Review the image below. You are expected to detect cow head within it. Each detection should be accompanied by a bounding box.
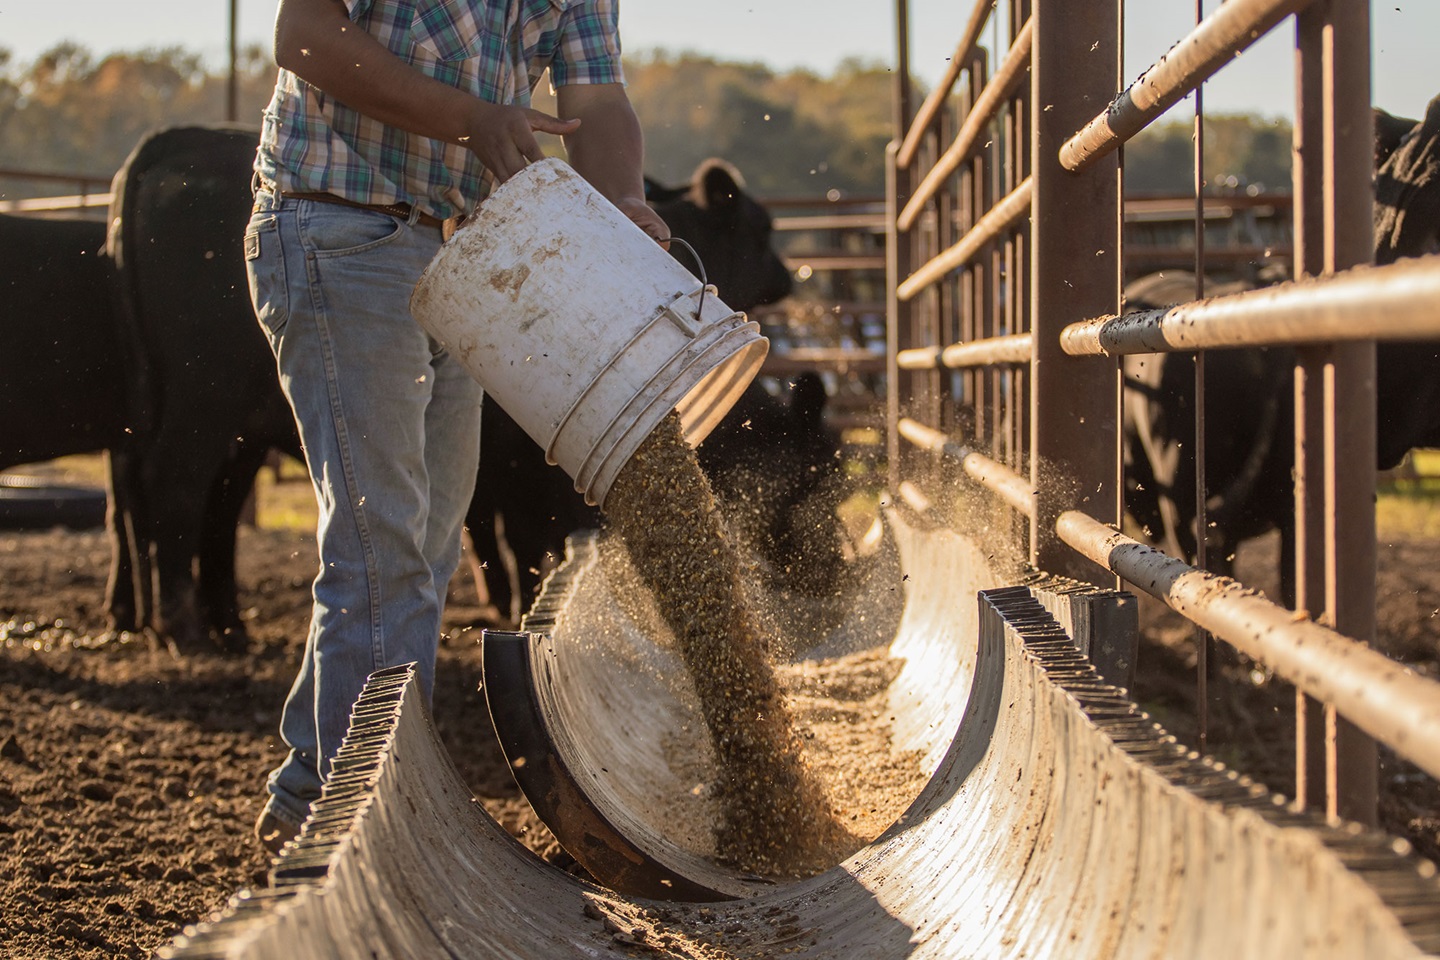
[1374,94,1440,468]
[646,159,793,313]
[1375,94,1440,265]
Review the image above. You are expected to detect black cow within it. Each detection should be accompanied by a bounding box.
[694,370,846,601]
[465,159,846,623]
[1124,98,1440,602]
[0,213,146,631]
[107,125,303,650]
[644,159,795,312]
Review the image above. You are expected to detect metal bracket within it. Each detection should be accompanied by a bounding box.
[660,287,716,337]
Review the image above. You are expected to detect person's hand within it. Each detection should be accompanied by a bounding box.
[614,196,670,250]
[461,101,580,182]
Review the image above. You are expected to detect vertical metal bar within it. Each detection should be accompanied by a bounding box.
[227,0,240,123]
[886,142,905,497]
[958,67,978,436]
[1292,4,1329,815]
[933,103,955,429]
[1030,0,1122,585]
[1323,0,1377,827]
[1293,0,1377,826]
[886,0,914,497]
[1193,0,1213,753]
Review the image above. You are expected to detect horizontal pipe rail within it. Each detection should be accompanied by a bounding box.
[898,177,1034,302]
[898,17,1034,233]
[1059,0,1312,172]
[0,167,111,187]
[1061,254,1440,355]
[771,212,887,232]
[897,418,1036,518]
[1057,510,1440,784]
[1126,244,1292,265]
[943,332,1032,367]
[898,332,1034,370]
[0,192,113,213]
[761,349,885,375]
[1125,192,1294,217]
[784,254,887,272]
[896,0,996,169]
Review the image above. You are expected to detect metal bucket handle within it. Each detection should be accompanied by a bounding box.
[659,236,708,321]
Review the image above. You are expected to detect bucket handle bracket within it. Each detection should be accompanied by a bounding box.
[660,287,717,338]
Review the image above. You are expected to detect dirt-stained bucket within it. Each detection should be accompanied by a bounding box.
[410,158,768,507]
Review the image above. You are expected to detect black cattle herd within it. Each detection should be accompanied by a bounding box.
[2,96,1437,651]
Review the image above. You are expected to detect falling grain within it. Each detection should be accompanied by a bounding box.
[605,412,850,876]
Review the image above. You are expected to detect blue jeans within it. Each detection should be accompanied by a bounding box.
[245,190,483,825]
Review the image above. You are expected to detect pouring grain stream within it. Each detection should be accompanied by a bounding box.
[604,412,853,876]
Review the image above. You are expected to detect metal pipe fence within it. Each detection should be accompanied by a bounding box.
[887,0,1440,826]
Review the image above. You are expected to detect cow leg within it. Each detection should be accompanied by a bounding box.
[141,436,230,652]
[102,448,142,635]
[459,528,492,607]
[465,474,517,623]
[499,491,571,618]
[198,443,270,651]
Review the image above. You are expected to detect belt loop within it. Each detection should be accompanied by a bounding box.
[405,204,421,227]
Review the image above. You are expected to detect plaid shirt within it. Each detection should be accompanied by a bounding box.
[255,0,624,219]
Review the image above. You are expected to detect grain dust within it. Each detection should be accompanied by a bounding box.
[605,412,851,876]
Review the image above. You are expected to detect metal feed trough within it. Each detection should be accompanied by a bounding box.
[166,0,1440,954]
[165,519,1440,958]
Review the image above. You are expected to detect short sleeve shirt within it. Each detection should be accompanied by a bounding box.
[254,0,624,219]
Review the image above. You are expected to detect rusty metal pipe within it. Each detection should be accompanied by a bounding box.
[899,177,1033,301]
[1059,0,1314,172]
[1061,255,1440,355]
[897,18,1033,233]
[1056,510,1440,783]
[896,0,997,170]
[898,417,1036,518]
[898,332,1034,370]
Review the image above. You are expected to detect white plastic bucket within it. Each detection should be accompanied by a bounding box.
[410,158,768,508]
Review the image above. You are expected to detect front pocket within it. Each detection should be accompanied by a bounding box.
[298,204,406,259]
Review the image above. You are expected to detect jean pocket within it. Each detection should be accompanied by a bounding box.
[244,214,289,346]
[297,203,405,259]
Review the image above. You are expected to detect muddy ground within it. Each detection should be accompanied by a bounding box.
[1,513,1438,958]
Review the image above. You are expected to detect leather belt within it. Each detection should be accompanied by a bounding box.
[281,191,464,239]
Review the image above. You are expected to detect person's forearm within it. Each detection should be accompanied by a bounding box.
[559,87,648,206]
[274,0,479,147]
[559,87,667,241]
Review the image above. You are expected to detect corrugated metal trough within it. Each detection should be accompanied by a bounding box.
[163,514,1440,958]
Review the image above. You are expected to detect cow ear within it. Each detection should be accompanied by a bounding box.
[692,159,744,211]
[644,176,686,205]
[1375,108,1418,170]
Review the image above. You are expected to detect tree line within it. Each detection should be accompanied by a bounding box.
[0,42,1293,202]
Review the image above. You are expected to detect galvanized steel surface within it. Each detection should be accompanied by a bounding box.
[1056,510,1440,784]
[1060,254,1440,356]
[896,17,1034,232]
[164,517,1440,958]
[1058,0,1313,171]
[896,177,1035,301]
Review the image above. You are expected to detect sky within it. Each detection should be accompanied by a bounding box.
[0,1,1435,121]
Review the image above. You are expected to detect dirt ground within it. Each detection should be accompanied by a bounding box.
[2,514,1438,958]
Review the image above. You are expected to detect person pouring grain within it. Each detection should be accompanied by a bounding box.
[244,0,667,854]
